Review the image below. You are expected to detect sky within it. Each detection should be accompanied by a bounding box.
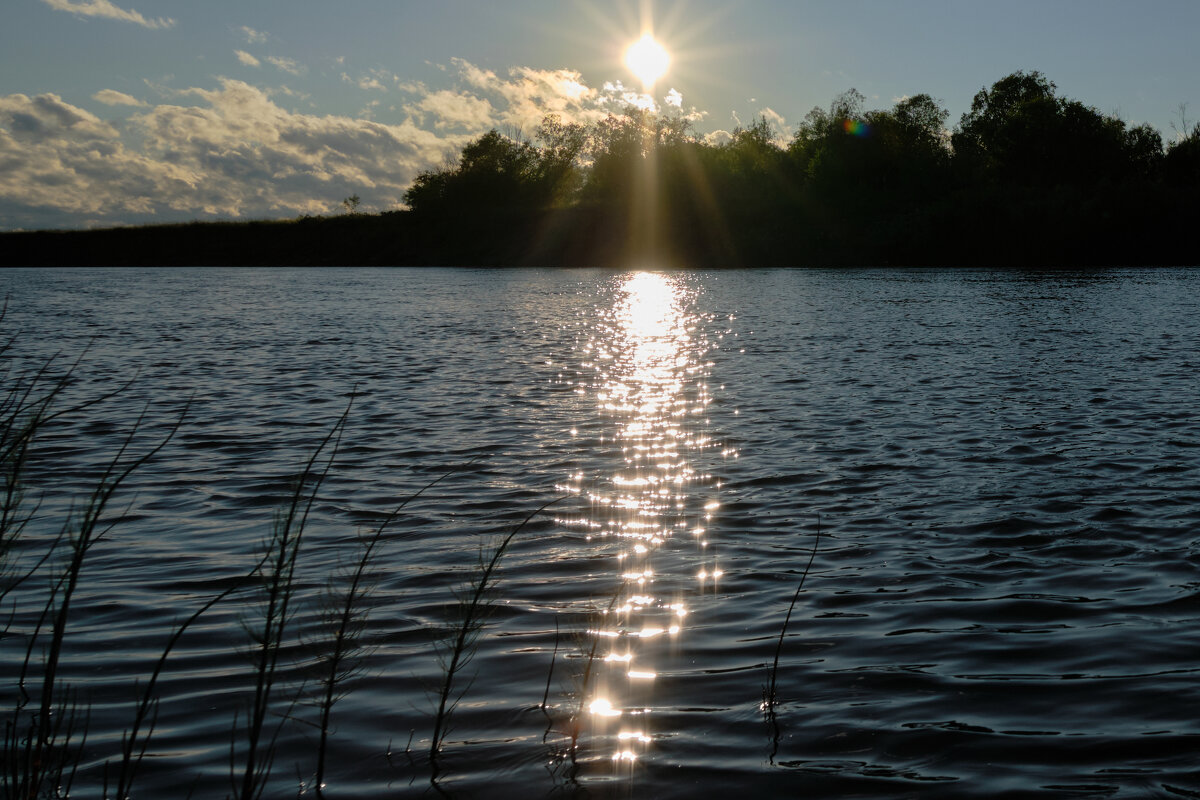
[2,0,1198,231]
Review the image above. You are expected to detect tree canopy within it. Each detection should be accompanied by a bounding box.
[390,69,1196,266]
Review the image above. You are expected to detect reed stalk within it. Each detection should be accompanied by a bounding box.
[311,462,470,798]
[1,318,133,606]
[108,567,260,800]
[2,400,187,799]
[428,496,564,785]
[233,398,351,800]
[763,513,821,761]
[540,617,559,732]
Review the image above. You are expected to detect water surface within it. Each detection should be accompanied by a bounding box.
[3,266,1200,799]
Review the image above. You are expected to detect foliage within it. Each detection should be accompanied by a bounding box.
[1164,119,1200,187]
[952,69,1164,187]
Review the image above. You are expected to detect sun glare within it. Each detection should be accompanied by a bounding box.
[625,34,670,87]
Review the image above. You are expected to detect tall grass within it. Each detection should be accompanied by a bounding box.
[4,318,670,797]
[232,397,351,800]
[310,462,470,798]
[763,513,821,762]
[1,311,132,606]
[107,568,251,800]
[1,313,188,800]
[428,496,564,785]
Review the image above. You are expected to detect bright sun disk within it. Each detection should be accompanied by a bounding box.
[625,34,670,87]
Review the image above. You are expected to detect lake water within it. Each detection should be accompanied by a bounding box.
[3,266,1200,799]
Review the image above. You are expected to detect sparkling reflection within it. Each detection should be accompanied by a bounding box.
[555,271,735,777]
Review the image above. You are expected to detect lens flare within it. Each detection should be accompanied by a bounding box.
[843,119,871,137]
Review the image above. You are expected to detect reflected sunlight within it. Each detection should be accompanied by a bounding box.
[589,698,622,717]
[560,270,734,779]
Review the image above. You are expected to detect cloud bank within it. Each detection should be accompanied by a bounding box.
[0,83,460,228]
[0,58,706,229]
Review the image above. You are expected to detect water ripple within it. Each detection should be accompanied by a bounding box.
[2,267,1200,798]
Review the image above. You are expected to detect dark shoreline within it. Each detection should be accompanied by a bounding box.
[2,196,1196,269]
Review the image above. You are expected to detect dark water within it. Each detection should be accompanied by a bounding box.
[3,267,1200,799]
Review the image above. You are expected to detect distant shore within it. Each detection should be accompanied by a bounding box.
[2,199,1196,269]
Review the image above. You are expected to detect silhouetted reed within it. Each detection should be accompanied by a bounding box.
[540,616,560,735]
[2,388,187,798]
[311,462,470,798]
[1,307,133,605]
[0,327,544,799]
[428,496,564,785]
[561,588,622,770]
[763,513,821,762]
[232,399,350,800]
[108,564,259,800]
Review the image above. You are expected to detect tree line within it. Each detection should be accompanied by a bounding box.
[400,70,1199,267]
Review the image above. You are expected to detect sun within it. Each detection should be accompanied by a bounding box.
[624,34,670,88]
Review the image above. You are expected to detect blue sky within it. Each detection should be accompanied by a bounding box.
[2,0,1198,230]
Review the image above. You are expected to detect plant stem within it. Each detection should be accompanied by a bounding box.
[429,495,564,783]
[764,512,822,761]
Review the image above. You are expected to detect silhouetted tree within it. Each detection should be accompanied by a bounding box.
[534,114,587,206]
[581,111,654,206]
[1125,123,1166,180]
[1164,121,1200,187]
[404,130,547,214]
[952,70,1161,188]
[789,88,868,177]
[386,71,1188,268]
[952,70,1059,183]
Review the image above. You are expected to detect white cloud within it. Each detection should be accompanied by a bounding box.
[656,88,706,124]
[454,59,499,91]
[406,90,495,130]
[447,58,607,131]
[342,73,386,92]
[601,81,657,113]
[359,99,382,120]
[395,80,427,95]
[40,0,174,29]
[0,92,187,222]
[235,50,261,68]
[0,83,464,227]
[758,107,793,145]
[703,129,733,147]
[92,89,145,107]
[266,56,305,76]
[240,26,267,44]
